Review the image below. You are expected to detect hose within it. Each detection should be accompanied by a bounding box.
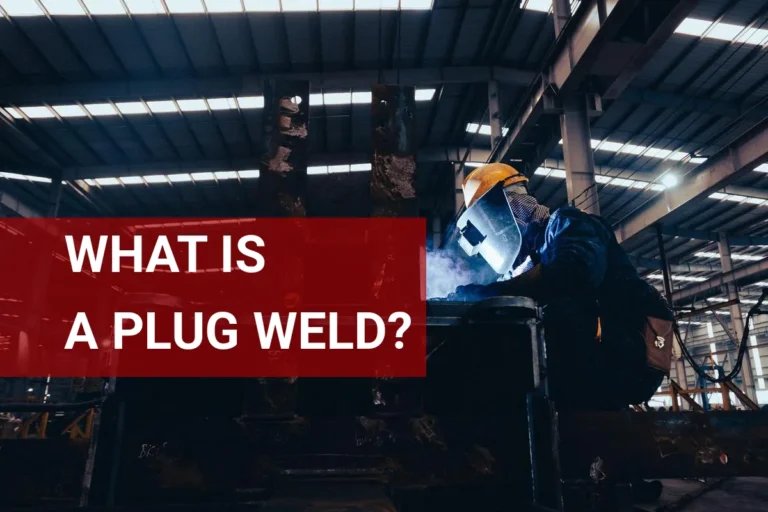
[673,288,768,384]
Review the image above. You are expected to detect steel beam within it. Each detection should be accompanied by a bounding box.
[491,0,697,169]
[629,255,720,273]
[621,87,768,123]
[0,188,42,218]
[0,67,536,105]
[661,226,768,247]
[561,95,599,214]
[615,120,768,245]
[257,80,310,217]
[672,258,768,303]
[488,81,502,152]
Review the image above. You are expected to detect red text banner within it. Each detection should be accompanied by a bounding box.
[0,218,426,377]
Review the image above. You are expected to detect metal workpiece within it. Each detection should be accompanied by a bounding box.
[258,80,310,217]
[370,85,417,218]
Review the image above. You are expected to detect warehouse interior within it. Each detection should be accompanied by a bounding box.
[2,0,768,510]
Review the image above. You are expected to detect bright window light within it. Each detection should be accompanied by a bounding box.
[125,0,166,14]
[328,165,350,173]
[324,92,352,105]
[116,102,148,115]
[401,0,433,10]
[691,157,707,164]
[4,107,22,119]
[310,94,324,106]
[52,105,86,117]
[203,0,242,12]
[20,106,54,119]
[549,169,566,178]
[661,173,678,188]
[597,140,624,152]
[165,0,205,13]
[415,88,436,101]
[95,177,120,186]
[119,176,144,185]
[465,162,486,168]
[82,0,126,15]
[351,91,372,104]
[707,22,745,43]
[355,0,398,9]
[236,96,264,109]
[214,171,238,180]
[83,179,97,186]
[41,0,86,15]
[190,172,215,181]
[281,0,317,11]
[207,97,237,110]
[736,27,768,46]
[177,99,207,112]
[521,0,551,13]
[319,0,352,10]
[350,163,372,172]
[675,18,712,37]
[167,173,193,183]
[143,175,167,183]
[147,101,178,113]
[0,0,44,16]
[755,164,768,173]
[244,0,280,11]
[238,170,260,178]
[307,166,327,175]
[84,103,118,116]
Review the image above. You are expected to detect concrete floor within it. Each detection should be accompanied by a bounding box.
[637,478,768,511]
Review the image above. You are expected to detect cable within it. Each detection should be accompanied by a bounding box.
[672,288,768,384]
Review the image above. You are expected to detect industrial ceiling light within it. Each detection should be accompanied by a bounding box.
[214,171,238,180]
[115,102,148,115]
[401,0,433,9]
[661,173,678,188]
[41,0,86,15]
[119,176,145,185]
[465,123,509,136]
[0,0,44,16]
[177,99,208,112]
[282,0,317,12]
[236,96,264,109]
[319,0,353,10]
[52,105,87,117]
[351,91,372,104]
[190,172,216,181]
[147,101,177,113]
[324,92,352,105]
[167,173,193,183]
[676,18,768,46]
[204,0,242,12]
[95,177,121,186]
[238,170,260,178]
[350,163,371,172]
[20,106,54,119]
[328,165,350,173]
[207,98,238,110]
[84,103,118,116]
[125,0,166,14]
[521,0,551,13]
[3,107,22,119]
[674,17,710,36]
[143,175,168,183]
[82,0,126,15]
[165,0,205,13]
[307,166,328,175]
[309,94,324,105]
[244,0,280,11]
[414,88,436,101]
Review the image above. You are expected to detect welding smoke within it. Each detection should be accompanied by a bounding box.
[426,248,486,299]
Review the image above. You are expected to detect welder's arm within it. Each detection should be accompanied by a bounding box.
[485,209,609,300]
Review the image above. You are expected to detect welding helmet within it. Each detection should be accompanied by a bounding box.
[456,180,522,277]
[462,163,529,209]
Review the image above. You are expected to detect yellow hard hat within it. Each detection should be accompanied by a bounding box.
[462,163,528,208]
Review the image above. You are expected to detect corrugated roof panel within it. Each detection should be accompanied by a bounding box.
[249,15,290,70]
[209,17,258,72]
[502,9,553,65]
[421,9,459,65]
[12,19,86,78]
[283,14,318,68]
[0,21,51,75]
[451,8,490,64]
[319,12,353,69]
[96,18,161,76]
[172,17,228,74]
[55,18,127,78]
[133,17,193,75]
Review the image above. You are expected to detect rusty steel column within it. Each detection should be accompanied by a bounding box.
[258,80,310,217]
[370,85,418,217]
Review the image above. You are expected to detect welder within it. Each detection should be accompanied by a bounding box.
[448,163,675,413]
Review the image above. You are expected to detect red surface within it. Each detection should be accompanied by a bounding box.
[0,218,426,377]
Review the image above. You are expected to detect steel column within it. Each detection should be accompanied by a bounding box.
[553,0,571,35]
[370,85,418,217]
[488,80,502,151]
[257,80,310,217]
[560,95,599,214]
[657,225,688,396]
[718,233,758,402]
[455,164,466,217]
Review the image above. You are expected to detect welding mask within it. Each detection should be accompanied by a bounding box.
[457,181,522,276]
